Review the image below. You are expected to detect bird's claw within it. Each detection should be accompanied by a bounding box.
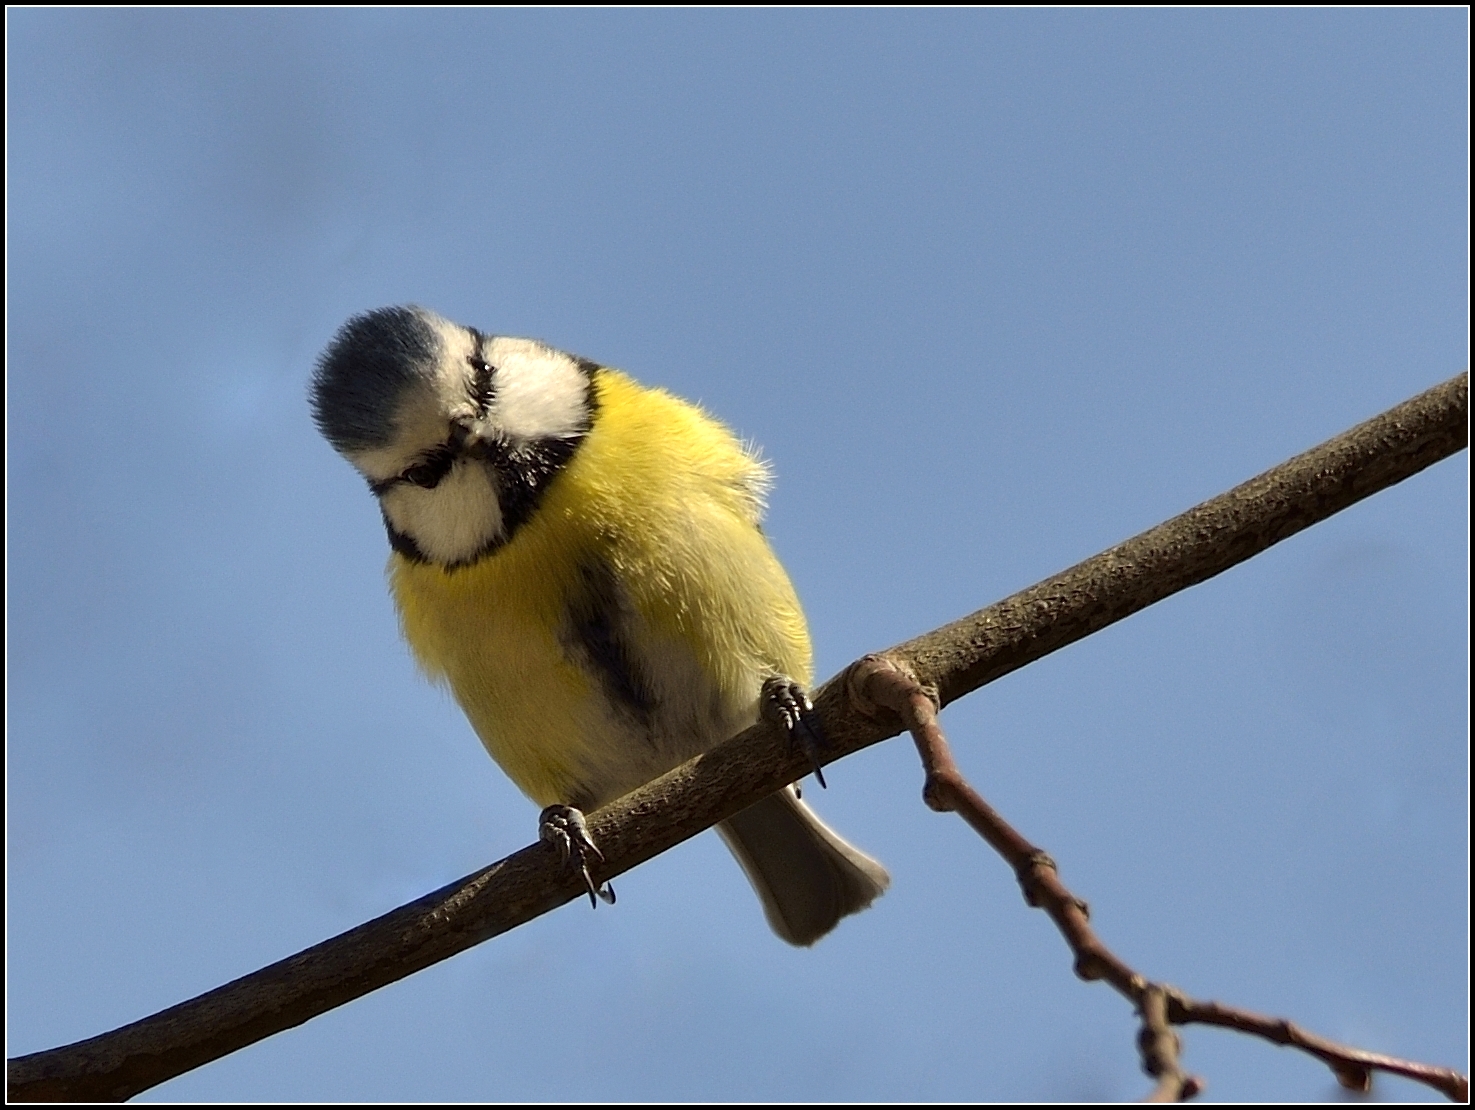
[539,804,616,907]
[761,676,828,789]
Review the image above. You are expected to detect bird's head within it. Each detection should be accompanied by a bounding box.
[311,306,596,568]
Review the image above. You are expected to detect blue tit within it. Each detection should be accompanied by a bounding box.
[311,305,888,945]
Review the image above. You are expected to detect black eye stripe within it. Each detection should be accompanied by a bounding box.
[366,442,459,495]
[466,328,496,413]
[400,447,457,489]
[365,448,455,496]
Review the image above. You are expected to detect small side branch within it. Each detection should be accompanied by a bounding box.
[1139,986,1202,1103]
[848,654,1468,1103]
[1171,996,1470,1102]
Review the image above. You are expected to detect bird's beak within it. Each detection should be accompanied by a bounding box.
[449,419,496,460]
[449,420,478,451]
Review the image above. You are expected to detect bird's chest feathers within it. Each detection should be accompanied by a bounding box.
[385,377,807,808]
[389,513,754,809]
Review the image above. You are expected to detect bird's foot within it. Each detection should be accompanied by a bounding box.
[761,676,827,789]
[539,804,616,908]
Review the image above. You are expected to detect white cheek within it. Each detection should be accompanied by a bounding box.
[380,463,503,565]
[485,338,587,441]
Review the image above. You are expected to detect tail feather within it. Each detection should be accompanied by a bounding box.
[716,786,889,946]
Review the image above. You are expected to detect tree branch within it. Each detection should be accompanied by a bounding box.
[8,372,1466,1103]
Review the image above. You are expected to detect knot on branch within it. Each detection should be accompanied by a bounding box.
[845,654,937,722]
[1331,1063,1374,1094]
[1014,850,1059,908]
[1073,952,1109,982]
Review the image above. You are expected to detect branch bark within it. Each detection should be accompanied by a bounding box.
[8,372,1466,1103]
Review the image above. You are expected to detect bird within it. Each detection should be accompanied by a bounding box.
[310,305,888,945]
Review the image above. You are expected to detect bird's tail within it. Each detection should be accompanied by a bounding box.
[716,786,889,946]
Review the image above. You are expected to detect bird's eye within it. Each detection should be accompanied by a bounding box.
[468,356,496,411]
[401,452,454,489]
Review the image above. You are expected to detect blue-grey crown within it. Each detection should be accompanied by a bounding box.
[311,306,440,454]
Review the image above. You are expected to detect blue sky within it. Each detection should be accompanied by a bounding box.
[7,9,1467,1102]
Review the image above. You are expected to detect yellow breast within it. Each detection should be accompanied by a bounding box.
[389,369,811,809]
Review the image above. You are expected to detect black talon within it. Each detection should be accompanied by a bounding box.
[761,676,828,789]
[539,804,616,907]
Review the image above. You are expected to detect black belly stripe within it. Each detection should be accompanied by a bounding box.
[566,559,657,729]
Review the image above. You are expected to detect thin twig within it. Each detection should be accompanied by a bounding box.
[8,373,1466,1102]
[848,652,1468,1103]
